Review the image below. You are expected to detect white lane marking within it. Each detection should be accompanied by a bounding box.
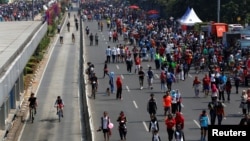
[193,120,201,128]
[126,85,130,92]
[188,74,192,78]
[133,101,138,109]
[143,121,149,131]
[181,103,184,107]
[105,42,107,44]
[121,75,124,79]
[116,65,119,69]
[103,38,106,41]
[155,74,159,78]
[147,64,150,67]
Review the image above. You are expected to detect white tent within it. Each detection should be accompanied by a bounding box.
[180,8,202,25]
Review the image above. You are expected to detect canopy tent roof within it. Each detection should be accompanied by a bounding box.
[179,8,202,26]
[179,7,190,23]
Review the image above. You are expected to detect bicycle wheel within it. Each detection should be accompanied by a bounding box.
[30,108,34,123]
[58,110,61,122]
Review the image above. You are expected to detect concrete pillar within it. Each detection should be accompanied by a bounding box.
[0,104,6,130]
[15,80,20,101]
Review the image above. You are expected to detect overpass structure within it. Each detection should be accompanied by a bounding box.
[0,21,47,139]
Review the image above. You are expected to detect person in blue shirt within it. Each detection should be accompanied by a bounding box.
[199,110,209,141]
[219,72,227,84]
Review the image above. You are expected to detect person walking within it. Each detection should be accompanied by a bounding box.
[208,99,217,125]
[147,66,154,89]
[103,61,109,78]
[160,71,167,92]
[199,110,209,141]
[152,130,161,141]
[202,74,210,97]
[174,124,185,141]
[98,111,111,141]
[240,90,248,115]
[89,33,94,46]
[163,91,172,116]
[225,79,232,103]
[239,114,250,125]
[166,71,175,91]
[147,94,158,117]
[109,72,115,94]
[126,55,133,73]
[95,33,99,45]
[175,112,184,130]
[117,111,127,140]
[176,89,182,113]
[211,84,218,101]
[216,101,225,125]
[149,115,160,136]
[134,56,141,74]
[116,76,123,100]
[171,90,178,115]
[165,114,176,141]
[193,76,201,97]
[106,46,112,63]
[218,80,225,103]
[138,66,145,90]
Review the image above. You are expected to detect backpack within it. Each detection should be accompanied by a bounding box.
[150,121,158,131]
[148,70,153,79]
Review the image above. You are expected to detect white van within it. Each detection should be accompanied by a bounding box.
[228,24,244,32]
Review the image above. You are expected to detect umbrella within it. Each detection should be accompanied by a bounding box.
[148,14,160,19]
[147,10,159,15]
[129,5,139,9]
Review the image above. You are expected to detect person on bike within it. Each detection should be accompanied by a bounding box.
[90,73,98,98]
[147,93,157,118]
[54,96,64,117]
[28,92,37,114]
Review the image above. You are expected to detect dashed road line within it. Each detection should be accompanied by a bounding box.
[133,101,138,109]
[121,75,124,79]
[181,103,184,107]
[193,120,201,128]
[143,121,149,131]
[188,74,192,78]
[116,65,119,69]
[155,74,159,78]
[126,85,130,92]
[105,42,107,44]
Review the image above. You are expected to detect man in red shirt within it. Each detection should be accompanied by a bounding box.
[116,76,123,100]
[203,74,210,97]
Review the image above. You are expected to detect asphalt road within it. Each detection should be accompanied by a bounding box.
[18,10,83,141]
[83,18,246,141]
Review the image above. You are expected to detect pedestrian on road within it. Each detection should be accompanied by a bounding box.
[98,111,111,141]
[117,111,127,140]
[193,76,201,97]
[175,112,184,130]
[208,99,217,125]
[149,115,159,135]
[240,90,248,115]
[103,61,109,78]
[109,72,115,94]
[211,84,218,101]
[247,88,250,114]
[199,110,209,141]
[95,33,99,45]
[218,80,225,103]
[111,47,117,63]
[225,79,232,103]
[176,89,182,113]
[165,114,176,141]
[67,21,70,32]
[171,90,178,115]
[152,130,161,141]
[147,66,154,89]
[147,93,157,117]
[202,74,210,97]
[134,56,141,74]
[160,71,167,92]
[239,114,250,125]
[126,55,133,73]
[138,66,145,90]
[216,101,225,125]
[163,91,172,116]
[166,71,175,91]
[89,33,94,46]
[105,46,112,63]
[174,124,185,141]
[116,76,123,100]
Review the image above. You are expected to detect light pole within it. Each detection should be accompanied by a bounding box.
[32,0,34,21]
[217,0,220,22]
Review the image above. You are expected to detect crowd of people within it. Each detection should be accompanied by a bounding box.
[82,0,250,141]
[0,0,45,21]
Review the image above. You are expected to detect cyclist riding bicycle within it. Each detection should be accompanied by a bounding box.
[54,96,64,117]
[90,73,98,97]
[28,92,37,114]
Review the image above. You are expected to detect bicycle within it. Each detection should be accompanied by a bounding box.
[56,105,63,122]
[30,105,35,123]
[92,82,97,99]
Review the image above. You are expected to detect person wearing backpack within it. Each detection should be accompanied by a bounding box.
[149,115,159,136]
[152,130,161,141]
[199,110,209,141]
[147,94,158,117]
[117,111,127,140]
[216,101,225,125]
[160,71,167,92]
[174,124,185,141]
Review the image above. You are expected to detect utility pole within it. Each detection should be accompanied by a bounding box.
[217,0,220,22]
[32,0,34,21]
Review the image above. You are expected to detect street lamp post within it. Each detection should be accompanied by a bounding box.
[217,0,220,22]
[32,0,34,21]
